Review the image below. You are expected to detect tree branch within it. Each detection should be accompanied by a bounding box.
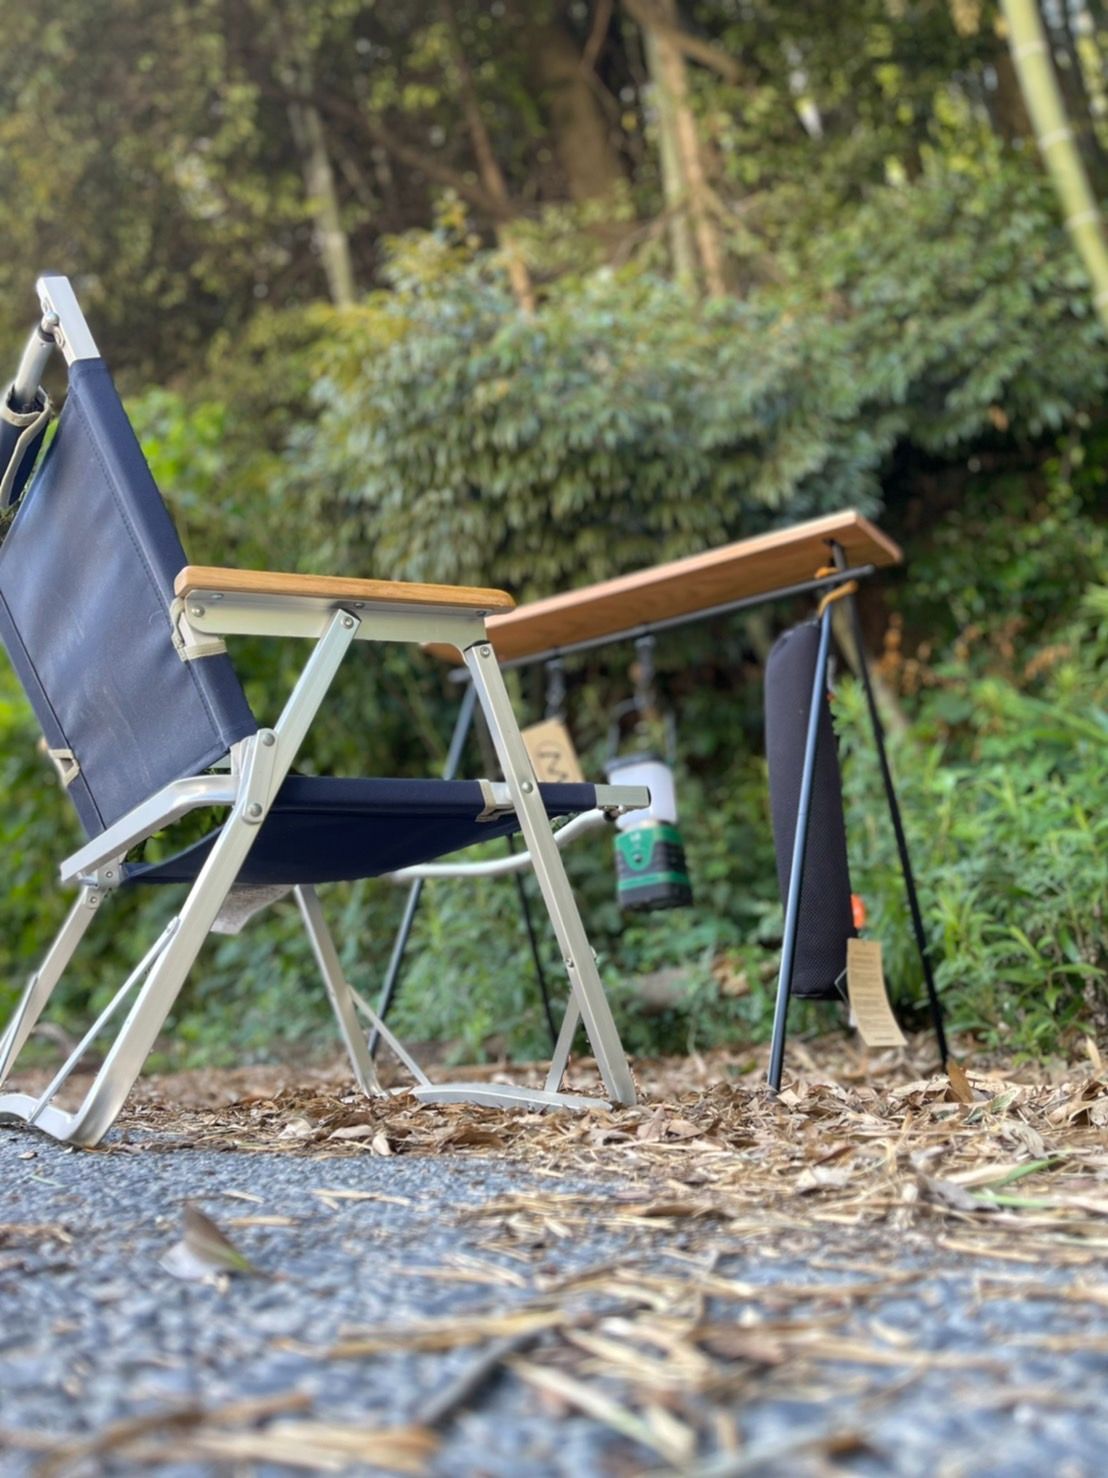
[582,0,615,74]
[363,114,511,221]
[438,0,536,310]
[621,0,743,84]
[263,79,513,222]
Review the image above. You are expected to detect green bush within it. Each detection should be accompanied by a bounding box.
[294,157,1105,603]
[838,584,1108,1052]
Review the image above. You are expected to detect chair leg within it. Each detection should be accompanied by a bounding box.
[369,679,478,1057]
[0,611,363,1147]
[464,642,636,1106]
[544,996,581,1094]
[0,801,275,1146]
[0,885,105,1085]
[295,885,383,1097]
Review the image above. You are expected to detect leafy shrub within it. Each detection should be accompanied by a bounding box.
[838,585,1108,1052]
[294,156,1106,603]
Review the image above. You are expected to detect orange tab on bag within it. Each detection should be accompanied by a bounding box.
[851,893,867,930]
[846,938,906,1048]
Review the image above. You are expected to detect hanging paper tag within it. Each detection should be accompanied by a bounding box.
[846,938,906,1048]
[522,718,586,784]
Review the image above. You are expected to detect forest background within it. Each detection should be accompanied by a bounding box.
[0,0,1104,1069]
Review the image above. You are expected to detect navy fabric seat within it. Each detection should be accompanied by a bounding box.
[126,777,600,887]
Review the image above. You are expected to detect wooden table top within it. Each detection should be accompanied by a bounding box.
[427,510,901,667]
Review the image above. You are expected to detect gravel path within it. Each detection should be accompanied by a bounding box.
[2,1130,1107,1477]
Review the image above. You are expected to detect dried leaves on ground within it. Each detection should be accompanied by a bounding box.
[8,1031,1108,1474]
[23,1030,1107,1255]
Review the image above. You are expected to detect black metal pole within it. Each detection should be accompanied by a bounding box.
[368,681,479,1058]
[830,544,948,1066]
[507,837,560,1050]
[767,604,834,1091]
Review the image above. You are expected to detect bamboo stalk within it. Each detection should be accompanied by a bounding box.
[1001,0,1108,332]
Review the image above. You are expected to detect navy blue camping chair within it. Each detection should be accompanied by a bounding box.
[0,277,645,1146]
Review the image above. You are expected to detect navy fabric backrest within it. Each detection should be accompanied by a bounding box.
[0,358,256,837]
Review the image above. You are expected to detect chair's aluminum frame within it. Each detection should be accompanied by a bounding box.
[0,588,644,1144]
[0,276,643,1145]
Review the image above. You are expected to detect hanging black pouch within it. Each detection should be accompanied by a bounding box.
[764,621,855,999]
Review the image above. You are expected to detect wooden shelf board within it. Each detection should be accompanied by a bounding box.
[426,510,899,665]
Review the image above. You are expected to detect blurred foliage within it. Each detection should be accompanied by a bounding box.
[0,0,1106,1071]
[840,580,1108,1054]
[299,155,1107,599]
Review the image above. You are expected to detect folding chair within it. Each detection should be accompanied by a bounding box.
[0,276,646,1147]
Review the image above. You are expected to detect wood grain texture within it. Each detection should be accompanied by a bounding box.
[427,510,900,665]
[175,566,515,612]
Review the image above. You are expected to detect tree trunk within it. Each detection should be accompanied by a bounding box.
[287,98,357,307]
[635,0,727,295]
[642,20,697,286]
[259,9,358,306]
[1046,2,1108,189]
[1001,0,1108,333]
[440,0,535,311]
[531,14,624,204]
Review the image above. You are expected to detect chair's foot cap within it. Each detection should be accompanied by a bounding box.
[410,1082,609,1113]
[0,1093,88,1144]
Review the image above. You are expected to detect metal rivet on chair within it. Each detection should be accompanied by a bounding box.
[188,604,204,618]
[246,802,263,819]
[480,645,491,657]
[260,731,275,747]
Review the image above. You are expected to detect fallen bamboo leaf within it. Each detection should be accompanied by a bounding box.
[311,1188,412,1206]
[0,1222,72,1246]
[914,1174,993,1214]
[417,1330,544,1428]
[946,1060,975,1104]
[186,1421,438,1474]
[510,1358,689,1464]
[323,1306,572,1357]
[227,1215,298,1228]
[160,1203,261,1282]
[945,1157,1059,1189]
[32,1392,312,1477]
[676,1422,868,1477]
[278,1116,319,1140]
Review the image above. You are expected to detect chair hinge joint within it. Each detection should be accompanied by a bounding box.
[169,597,227,662]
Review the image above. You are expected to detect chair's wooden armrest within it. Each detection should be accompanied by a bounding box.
[175,566,515,614]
